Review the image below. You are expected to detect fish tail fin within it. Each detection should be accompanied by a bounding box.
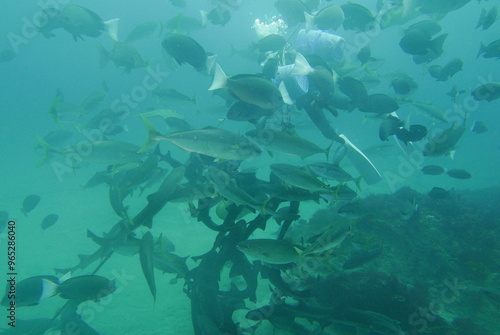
[86,229,111,247]
[200,10,208,26]
[192,94,198,106]
[104,18,120,41]
[229,43,236,58]
[476,10,486,29]
[258,196,275,215]
[429,33,448,56]
[477,42,485,58]
[304,12,315,32]
[86,229,99,240]
[331,184,340,201]
[138,185,146,197]
[40,279,59,301]
[208,63,227,91]
[448,150,456,160]
[324,142,334,161]
[206,54,217,75]
[290,53,314,76]
[139,116,162,153]
[96,41,109,68]
[35,136,59,167]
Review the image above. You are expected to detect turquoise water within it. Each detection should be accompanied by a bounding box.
[0,1,499,334]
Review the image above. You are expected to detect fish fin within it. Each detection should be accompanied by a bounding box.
[206,54,217,75]
[58,271,72,284]
[476,9,486,29]
[294,247,304,266]
[208,63,227,90]
[104,18,120,41]
[429,33,448,56]
[40,279,59,301]
[477,42,486,58]
[353,176,363,192]
[200,10,208,26]
[324,142,333,161]
[290,53,314,77]
[279,81,293,105]
[54,267,71,275]
[304,12,315,32]
[448,150,456,160]
[228,43,238,58]
[156,233,164,250]
[35,136,60,167]
[95,41,109,68]
[86,229,109,245]
[143,217,153,229]
[139,116,162,153]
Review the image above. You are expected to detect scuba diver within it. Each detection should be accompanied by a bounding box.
[264,28,382,184]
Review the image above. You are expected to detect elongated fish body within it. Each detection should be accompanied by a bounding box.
[153,251,189,278]
[307,162,355,182]
[271,164,331,192]
[411,101,448,122]
[67,141,144,165]
[207,166,267,211]
[246,129,328,159]
[159,129,261,161]
[237,239,300,264]
[423,123,465,156]
[303,222,351,255]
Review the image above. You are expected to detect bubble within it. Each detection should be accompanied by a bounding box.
[252,15,288,39]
